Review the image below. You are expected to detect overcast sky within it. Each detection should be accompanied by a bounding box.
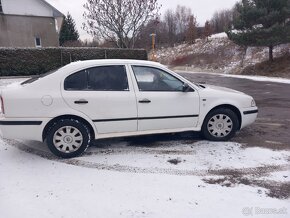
[46,0,237,40]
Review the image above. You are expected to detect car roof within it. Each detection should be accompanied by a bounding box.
[67,59,164,68]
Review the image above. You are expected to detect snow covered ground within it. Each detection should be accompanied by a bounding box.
[1,138,289,218]
[1,77,290,218]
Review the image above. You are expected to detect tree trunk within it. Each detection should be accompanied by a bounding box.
[269,45,274,62]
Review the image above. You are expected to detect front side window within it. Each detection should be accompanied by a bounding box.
[64,65,128,91]
[132,66,184,92]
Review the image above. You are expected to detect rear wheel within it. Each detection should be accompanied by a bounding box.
[46,119,91,158]
[202,108,239,141]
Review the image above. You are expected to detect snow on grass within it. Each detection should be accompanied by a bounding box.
[1,137,290,218]
[210,32,228,39]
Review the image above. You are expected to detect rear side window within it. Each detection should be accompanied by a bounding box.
[64,65,128,91]
[88,65,128,91]
[64,70,87,90]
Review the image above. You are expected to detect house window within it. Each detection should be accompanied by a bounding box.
[0,0,3,13]
[35,37,42,47]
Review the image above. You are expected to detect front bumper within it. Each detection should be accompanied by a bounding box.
[240,107,258,129]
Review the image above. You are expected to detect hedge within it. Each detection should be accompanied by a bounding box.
[0,47,148,76]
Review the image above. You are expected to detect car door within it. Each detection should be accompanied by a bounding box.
[61,65,138,134]
[130,65,200,131]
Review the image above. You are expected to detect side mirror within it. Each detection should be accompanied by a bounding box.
[182,83,192,92]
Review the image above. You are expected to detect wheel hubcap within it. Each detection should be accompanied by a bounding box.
[53,126,83,153]
[207,114,233,138]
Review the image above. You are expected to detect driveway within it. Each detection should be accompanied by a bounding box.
[0,73,290,218]
[179,71,290,150]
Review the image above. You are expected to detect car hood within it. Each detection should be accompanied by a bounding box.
[200,84,244,95]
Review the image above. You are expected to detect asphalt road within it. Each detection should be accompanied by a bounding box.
[179,71,290,150]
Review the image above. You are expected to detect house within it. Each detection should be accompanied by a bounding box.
[0,0,64,47]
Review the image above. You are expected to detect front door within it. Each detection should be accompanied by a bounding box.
[61,65,137,134]
[130,65,200,131]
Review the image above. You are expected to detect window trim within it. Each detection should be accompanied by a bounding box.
[35,37,42,48]
[64,65,130,92]
[131,65,188,92]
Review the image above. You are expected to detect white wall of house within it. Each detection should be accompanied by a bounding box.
[0,0,64,47]
[2,0,54,17]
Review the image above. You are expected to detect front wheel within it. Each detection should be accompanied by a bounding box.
[46,119,91,158]
[201,108,239,141]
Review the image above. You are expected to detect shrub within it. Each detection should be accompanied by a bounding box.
[0,47,147,76]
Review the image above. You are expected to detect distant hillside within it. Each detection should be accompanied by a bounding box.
[155,33,290,77]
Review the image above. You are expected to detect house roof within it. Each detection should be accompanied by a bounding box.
[40,0,64,18]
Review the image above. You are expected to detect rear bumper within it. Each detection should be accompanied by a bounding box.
[240,107,258,129]
[0,117,49,141]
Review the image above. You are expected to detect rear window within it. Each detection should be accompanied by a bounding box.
[64,65,129,91]
[21,68,60,85]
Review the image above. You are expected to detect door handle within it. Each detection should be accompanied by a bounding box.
[74,100,88,104]
[139,99,151,103]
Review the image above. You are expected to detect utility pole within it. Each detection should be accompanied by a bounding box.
[150,33,157,61]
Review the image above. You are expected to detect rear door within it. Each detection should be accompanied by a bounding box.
[130,65,200,131]
[61,65,138,134]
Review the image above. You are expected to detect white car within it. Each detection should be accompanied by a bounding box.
[0,60,258,158]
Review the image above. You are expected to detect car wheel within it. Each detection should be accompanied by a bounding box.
[46,119,91,158]
[201,108,239,141]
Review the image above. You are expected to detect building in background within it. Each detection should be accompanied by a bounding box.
[0,0,64,47]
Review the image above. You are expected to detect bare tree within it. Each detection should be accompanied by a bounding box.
[210,9,234,33]
[164,9,177,46]
[175,5,192,42]
[186,15,197,44]
[135,18,168,49]
[203,20,212,41]
[83,0,160,48]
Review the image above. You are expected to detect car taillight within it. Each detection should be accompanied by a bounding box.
[0,96,4,114]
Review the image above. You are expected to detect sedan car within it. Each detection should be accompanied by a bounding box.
[0,59,258,158]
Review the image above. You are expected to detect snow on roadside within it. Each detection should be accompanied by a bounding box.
[1,138,289,218]
[219,74,290,84]
[179,70,290,84]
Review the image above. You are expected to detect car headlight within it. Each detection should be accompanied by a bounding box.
[251,99,256,107]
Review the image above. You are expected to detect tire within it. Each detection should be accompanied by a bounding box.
[201,108,239,141]
[46,119,91,158]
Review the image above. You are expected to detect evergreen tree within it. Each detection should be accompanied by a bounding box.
[59,13,80,46]
[227,0,290,62]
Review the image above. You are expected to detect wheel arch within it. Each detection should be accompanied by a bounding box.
[204,104,242,130]
[42,114,96,141]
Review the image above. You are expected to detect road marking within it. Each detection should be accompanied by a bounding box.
[256,118,290,122]
[265,141,283,145]
[255,122,283,127]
